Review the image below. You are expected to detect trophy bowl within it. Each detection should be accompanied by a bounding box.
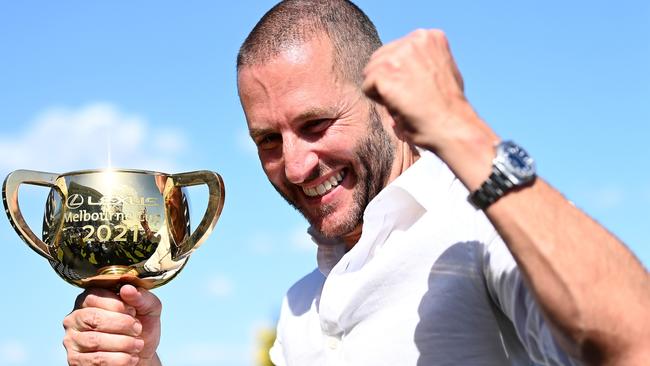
[3,169,224,289]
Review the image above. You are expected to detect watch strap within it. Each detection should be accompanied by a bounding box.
[468,167,513,209]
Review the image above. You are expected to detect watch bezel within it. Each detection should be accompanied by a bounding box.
[493,140,536,185]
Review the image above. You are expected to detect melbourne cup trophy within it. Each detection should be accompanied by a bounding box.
[2,168,224,289]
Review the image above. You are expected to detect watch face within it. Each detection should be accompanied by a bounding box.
[497,141,536,183]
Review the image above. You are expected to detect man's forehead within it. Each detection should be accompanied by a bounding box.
[237,37,339,96]
[238,43,344,123]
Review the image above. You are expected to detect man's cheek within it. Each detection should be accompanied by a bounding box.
[261,163,284,185]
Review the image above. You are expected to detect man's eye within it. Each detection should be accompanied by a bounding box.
[303,119,332,134]
[256,134,281,150]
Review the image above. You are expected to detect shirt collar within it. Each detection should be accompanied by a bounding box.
[375,149,455,213]
[310,150,458,276]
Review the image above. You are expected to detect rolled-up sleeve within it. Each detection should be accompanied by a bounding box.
[482,235,582,366]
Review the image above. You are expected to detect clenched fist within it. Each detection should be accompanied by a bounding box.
[362,29,499,190]
[63,285,162,366]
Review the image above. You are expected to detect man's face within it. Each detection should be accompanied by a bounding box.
[237,37,395,240]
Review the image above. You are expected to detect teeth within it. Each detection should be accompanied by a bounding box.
[302,171,345,197]
[316,185,325,195]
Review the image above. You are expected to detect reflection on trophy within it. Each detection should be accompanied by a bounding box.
[2,169,225,289]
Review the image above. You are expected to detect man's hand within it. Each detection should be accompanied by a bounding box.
[362,29,498,190]
[63,285,162,366]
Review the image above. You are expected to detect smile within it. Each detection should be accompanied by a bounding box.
[302,171,345,197]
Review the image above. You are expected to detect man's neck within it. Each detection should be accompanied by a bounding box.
[342,141,420,251]
[389,141,420,184]
[341,225,363,251]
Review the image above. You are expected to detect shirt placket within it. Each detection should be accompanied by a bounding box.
[317,210,390,365]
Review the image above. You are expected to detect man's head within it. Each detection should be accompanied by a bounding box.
[237,0,381,86]
[237,0,404,243]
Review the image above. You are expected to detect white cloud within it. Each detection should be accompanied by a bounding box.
[0,102,188,174]
[246,232,275,255]
[0,339,28,364]
[290,226,315,252]
[245,227,315,256]
[207,274,234,298]
[152,128,187,154]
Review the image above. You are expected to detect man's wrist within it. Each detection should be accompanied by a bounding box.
[140,353,162,366]
[471,140,537,209]
[430,113,498,192]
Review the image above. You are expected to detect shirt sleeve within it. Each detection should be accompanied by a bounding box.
[269,339,286,366]
[269,296,288,366]
[482,234,583,366]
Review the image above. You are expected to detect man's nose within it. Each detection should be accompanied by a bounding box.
[283,137,318,184]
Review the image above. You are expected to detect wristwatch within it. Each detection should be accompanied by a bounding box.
[469,140,536,209]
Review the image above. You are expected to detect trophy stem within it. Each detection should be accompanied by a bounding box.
[98,265,137,276]
[81,265,150,290]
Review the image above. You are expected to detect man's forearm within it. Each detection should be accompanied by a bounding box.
[360,27,650,364]
[484,178,650,364]
[436,121,650,364]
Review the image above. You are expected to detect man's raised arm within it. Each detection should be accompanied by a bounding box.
[362,28,650,365]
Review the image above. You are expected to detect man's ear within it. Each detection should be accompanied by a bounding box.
[378,104,407,142]
[378,103,419,156]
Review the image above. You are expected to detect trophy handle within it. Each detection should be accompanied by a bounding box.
[171,170,225,259]
[2,170,60,260]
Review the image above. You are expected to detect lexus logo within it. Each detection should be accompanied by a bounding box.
[66,194,84,209]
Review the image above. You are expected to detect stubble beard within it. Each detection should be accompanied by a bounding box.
[272,104,395,241]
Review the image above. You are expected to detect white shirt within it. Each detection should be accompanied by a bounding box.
[270,151,580,366]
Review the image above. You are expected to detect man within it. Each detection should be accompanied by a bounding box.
[62,1,649,365]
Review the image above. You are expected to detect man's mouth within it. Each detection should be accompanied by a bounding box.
[302,170,346,197]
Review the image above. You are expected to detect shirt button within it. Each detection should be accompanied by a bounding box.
[326,336,340,350]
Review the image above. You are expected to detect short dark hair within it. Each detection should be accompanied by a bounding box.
[237,0,382,85]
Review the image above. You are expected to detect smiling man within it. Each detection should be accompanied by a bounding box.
[61,1,649,365]
[236,2,568,365]
[239,35,401,249]
[236,1,649,365]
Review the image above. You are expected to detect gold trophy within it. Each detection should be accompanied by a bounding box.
[2,169,224,289]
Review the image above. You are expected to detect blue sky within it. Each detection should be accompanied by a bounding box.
[0,1,648,365]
